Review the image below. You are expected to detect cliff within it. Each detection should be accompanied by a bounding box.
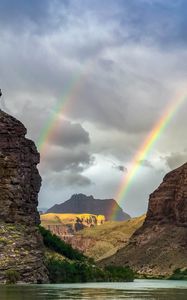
[41,213,105,242]
[47,193,130,221]
[100,164,187,277]
[0,110,48,283]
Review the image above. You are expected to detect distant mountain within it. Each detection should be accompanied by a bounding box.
[47,194,131,221]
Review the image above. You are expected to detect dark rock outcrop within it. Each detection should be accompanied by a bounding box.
[100,164,187,277]
[47,193,130,221]
[0,110,48,283]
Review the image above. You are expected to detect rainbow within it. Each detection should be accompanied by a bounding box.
[111,91,187,220]
[37,69,89,156]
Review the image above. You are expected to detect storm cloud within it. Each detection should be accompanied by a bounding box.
[49,119,90,148]
[1,0,187,216]
[42,147,93,173]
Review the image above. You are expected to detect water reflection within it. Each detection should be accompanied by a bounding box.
[0,280,187,300]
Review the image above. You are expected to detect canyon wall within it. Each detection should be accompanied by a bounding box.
[0,110,48,283]
[100,164,187,277]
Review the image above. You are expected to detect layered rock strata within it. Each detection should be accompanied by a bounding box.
[100,164,187,277]
[0,110,48,283]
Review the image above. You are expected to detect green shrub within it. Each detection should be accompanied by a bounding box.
[46,257,134,283]
[39,226,86,261]
[104,265,134,282]
[47,257,108,283]
[169,268,187,280]
[5,270,20,284]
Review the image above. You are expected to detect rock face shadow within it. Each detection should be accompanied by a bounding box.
[0,110,48,283]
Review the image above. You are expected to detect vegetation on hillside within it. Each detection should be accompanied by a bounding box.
[5,270,20,284]
[105,265,134,282]
[169,268,187,280]
[47,258,134,283]
[39,226,134,283]
[39,226,85,261]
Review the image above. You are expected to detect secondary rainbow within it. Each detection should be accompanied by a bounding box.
[111,91,187,219]
[37,71,88,155]
[37,88,73,155]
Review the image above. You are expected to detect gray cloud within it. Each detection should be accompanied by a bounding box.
[42,147,94,173]
[64,173,92,187]
[117,165,127,172]
[1,0,186,135]
[163,152,187,170]
[140,160,154,168]
[44,171,92,189]
[0,0,69,34]
[111,162,127,173]
[1,0,187,215]
[49,119,90,148]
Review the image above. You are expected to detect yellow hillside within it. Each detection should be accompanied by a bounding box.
[40,213,105,225]
[75,215,146,261]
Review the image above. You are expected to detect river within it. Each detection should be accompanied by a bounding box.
[0,279,187,300]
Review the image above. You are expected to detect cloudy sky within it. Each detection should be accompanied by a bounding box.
[1,0,187,216]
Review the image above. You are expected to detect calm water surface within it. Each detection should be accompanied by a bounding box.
[0,280,187,300]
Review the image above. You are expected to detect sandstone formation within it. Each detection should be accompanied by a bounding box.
[41,213,105,245]
[100,164,187,277]
[0,110,48,283]
[47,193,131,221]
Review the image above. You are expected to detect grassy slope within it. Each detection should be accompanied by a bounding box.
[75,215,145,261]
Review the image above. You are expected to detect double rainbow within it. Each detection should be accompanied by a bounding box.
[37,78,186,220]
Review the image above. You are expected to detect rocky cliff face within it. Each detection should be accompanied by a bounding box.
[145,164,187,226]
[41,213,105,246]
[47,194,130,221]
[100,164,187,277]
[0,110,48,283]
